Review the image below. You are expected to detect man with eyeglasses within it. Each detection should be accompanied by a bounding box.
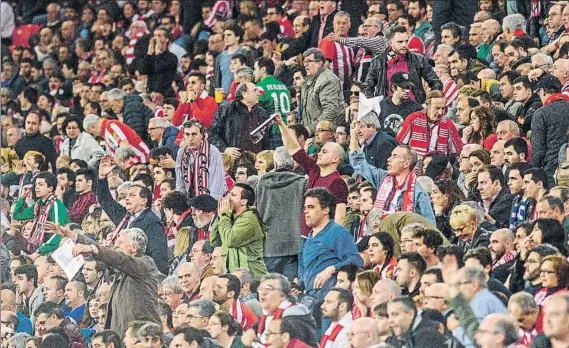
[423,283,450,314]
[256,273,294,344]
[265,5,295,38]
[475,313,520,348]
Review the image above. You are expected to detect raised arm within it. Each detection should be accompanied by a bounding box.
[275,115,301,155]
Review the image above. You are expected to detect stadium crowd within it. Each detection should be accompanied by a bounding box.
[5,0,569,347]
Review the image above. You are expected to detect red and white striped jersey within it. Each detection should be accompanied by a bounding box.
[320,37,357,90]
[443,78,459,108]
[101,119,150,164]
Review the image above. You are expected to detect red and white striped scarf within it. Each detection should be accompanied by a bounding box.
[258,300,293,344]
[229,299,249,330]
[103,213,130,247]
[28,194,58,253]
[181,138,210,198]
[373,170,417,213]
[126,32,146,65]
[492,250,517,270]
[319,312,352,348]
[396,113,451,157]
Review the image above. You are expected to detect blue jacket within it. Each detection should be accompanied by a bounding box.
[349,150,436,224]
[301,221,363,291]
[158,126,180,157]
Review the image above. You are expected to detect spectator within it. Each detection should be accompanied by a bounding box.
[15,112,58,171]
[173,72,218,129]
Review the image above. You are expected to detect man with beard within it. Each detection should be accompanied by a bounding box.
[488,229,517,283]
[521,245,558,295]
[504,137,529,167]
[319,288,353,348]
[508,162,532,229]
[212,274,258,330]
[379,73,423,138]
[477,165,514,228]
[11,58,34,97]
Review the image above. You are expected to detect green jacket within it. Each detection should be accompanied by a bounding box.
[13,196,70,255]
[210,207,268,280]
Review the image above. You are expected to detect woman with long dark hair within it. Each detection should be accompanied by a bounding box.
[463,106,498,151]
[367,232,397,280]
[431,180,466,242]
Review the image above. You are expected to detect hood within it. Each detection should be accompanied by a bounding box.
[260,171,305,189]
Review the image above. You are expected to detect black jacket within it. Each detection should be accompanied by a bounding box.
[122,94,154,146]
[362,131,398,170]
[386,313,448,348]
[458,222,495,252]
[96,178,169,275]
[130,34,151,75]
[308,11,336,48]
[362,51,442,104]
[531,97,569,183]
[138,50,178,98]
[14,132,57,171]
[516,93,542,135]
[209,101,269,153]
[488,188,515,229]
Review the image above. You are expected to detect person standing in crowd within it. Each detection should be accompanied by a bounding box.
[15,111,57,171]
[175,119,227,199]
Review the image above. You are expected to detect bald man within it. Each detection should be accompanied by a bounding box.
[423,283,449,314]
[348,317,381,348]
[277,115,348,227]
[553,59,569,93]
[0,289,33,334]
[489,229,516,283]
[177,263,201,301]
[369,279,401,308]
[293,15,310,38]
[490,140,506,168]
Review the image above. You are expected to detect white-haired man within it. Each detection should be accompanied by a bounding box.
[83,113,150,165]
[64,227,161,341]
[501,14,526,41]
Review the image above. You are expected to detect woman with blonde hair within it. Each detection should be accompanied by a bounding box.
[254,150,275,175]
[352,270,380,318]
[449,204,491,251]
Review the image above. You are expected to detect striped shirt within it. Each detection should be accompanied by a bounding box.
[101,119,150,165]
[337,35,388,57]
[320,37,357,90]
[443,78,459,107]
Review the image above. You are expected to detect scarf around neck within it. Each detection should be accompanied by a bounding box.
[29,194,58,252]
[181,138,211,198]
[373,170,417,213]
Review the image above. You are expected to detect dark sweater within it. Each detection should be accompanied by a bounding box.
[379,97,423,137]
[14,132,57,171]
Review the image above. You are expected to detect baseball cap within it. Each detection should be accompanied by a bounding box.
[188,194,218,212]
[391,72,415,89]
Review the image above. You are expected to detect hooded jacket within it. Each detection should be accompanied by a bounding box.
[256,170,307,257]
[210,208,269,280]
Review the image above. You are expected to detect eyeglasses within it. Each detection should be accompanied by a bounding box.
[148,127,163,131]
[335,131,347,136]
[316,128,331,133]
[453,225,468,234]
[187,314,204,319]
[367,10,378,15]
[161,292,177,297]
[350,91,360,96]
[303,59,316,66]
[459,281,472,286]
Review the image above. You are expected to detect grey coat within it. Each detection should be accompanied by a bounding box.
[531,99,569,183]
[256,170,306,257]
[59,132,105,169]
[77,234,161,340]
[300,66,344,134]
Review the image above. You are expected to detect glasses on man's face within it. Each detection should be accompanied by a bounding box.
[257,285,280,293]
[187,314,204,319]
[453,225,468,234]
[316,128,331,133]
[303,59,316,66]
[350,91,360,96]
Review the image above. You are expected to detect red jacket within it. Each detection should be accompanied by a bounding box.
[172,96,218,129]
[287,339,313,348]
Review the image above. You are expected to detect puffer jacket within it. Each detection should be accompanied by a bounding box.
[59,132,105,169]
[122,94,154,146]
[362,51,442,104]
[300,66,344,134]
[210,207,269,280]
[209,100,269,152]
